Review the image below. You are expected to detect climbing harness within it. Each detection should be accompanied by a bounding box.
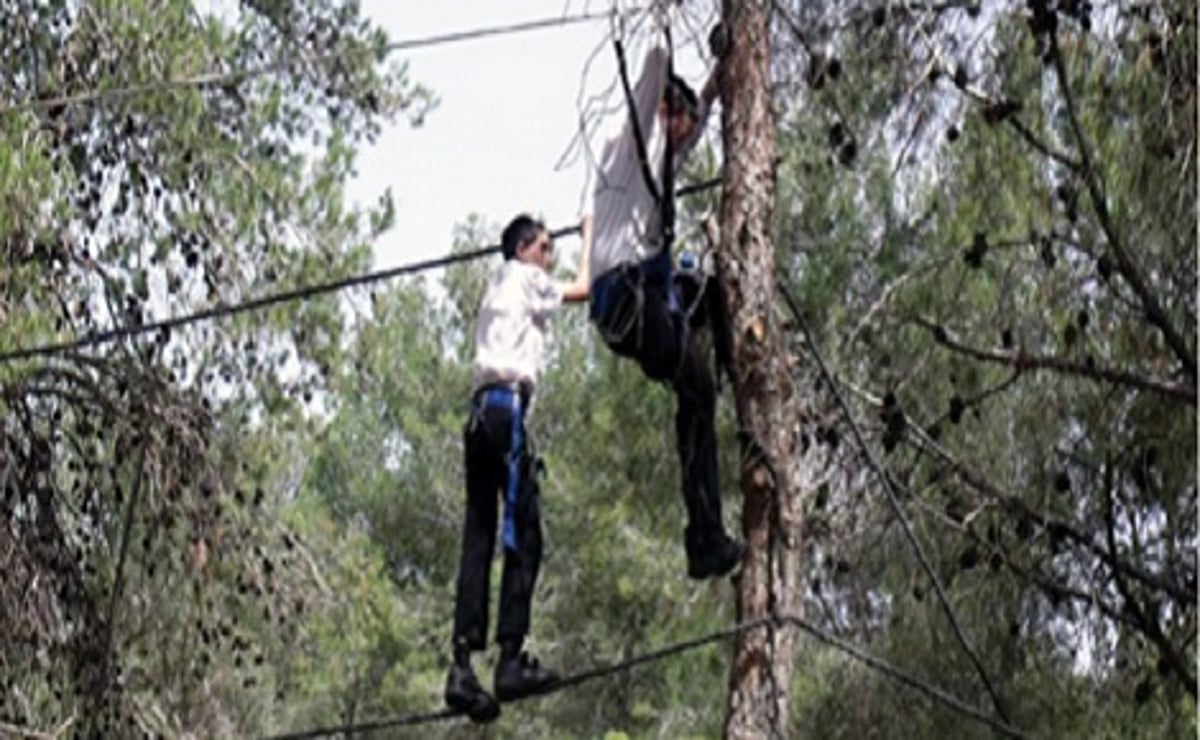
[600,18,687,367]
[468,381,533,553]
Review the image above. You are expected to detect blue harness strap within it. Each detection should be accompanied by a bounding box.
[501,390,522,553]
[475,386,524,553]
[590,250,681,331]
[642,249,681,314]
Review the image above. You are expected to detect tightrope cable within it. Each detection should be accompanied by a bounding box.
[265,612,1026,739]
[0,241,492,364]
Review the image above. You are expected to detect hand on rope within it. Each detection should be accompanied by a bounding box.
[708,21,730,59]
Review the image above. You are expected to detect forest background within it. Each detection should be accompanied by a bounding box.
[0,0,1194,737]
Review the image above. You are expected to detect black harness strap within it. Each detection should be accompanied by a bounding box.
[613,23,678,255]
[660,23,676,255]
[613,37,662,206]
[610,20,689,380]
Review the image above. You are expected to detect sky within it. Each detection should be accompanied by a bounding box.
[347,1,715,270]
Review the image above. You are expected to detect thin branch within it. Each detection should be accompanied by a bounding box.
[103,442,148,701]
[907,426,1194,605]
[1048,33,1196,380]
[914,317,1197,405]
[779,284,1013,724]
[1007,115,1080,170]
[0,718,68,740]
[903,441,1195,699]
[1103,459,1197,694]
[909,491,1183,685]
[50,716,74,739]
[953,77,1081,170]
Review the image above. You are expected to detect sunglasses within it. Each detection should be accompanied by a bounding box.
[522,237,554,255]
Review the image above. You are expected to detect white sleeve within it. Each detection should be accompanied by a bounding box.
[629,43,669,155]
[526,268,564,320]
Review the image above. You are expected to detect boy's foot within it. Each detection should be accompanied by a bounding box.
[686,530,746,580]
[494,651,560,702]
[445,663,500,723]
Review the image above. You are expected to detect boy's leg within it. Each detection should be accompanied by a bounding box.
[452,412,502,651]
[675,336,722,534]
[447,405,505,722]
[674,337,745,579]
[595,270,742,578]
[496,450,543,647]
[495,447,558,700]
[637,282,744,579]
[630,278,684,382]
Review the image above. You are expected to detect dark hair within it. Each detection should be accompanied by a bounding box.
[665,74,699,118]
[501,214,545,260]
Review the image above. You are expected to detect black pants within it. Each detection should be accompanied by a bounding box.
[591,265,726,544]
[452,386,542,651]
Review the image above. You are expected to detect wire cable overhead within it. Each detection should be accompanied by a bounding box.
[0,10,630,117]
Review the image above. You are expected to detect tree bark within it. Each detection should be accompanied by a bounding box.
[717,1,807,737]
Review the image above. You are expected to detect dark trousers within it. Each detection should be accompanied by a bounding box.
[590,264,726,544]
[452,386,542,651]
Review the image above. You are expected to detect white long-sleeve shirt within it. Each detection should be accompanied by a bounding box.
[472,260,564,394]
[590,41,711,279]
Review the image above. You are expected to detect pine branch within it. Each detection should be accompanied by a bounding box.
[1047,34,1197,380]
[907,426,1194,606]
[914,317,1196,405]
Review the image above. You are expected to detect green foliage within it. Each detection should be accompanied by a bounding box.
[0,0,429,735]
[3,1,1193,737]
[773,1,1195,737]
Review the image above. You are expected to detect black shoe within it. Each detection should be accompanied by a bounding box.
[494,651,559,702]
[445,663,500,723]
[686,530,746,580]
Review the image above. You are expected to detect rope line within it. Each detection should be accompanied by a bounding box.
[0,11,629,117]
[776,280,1014,725]
[1,179,723,365]
[264,612,1027,739]
[0,240,506,364]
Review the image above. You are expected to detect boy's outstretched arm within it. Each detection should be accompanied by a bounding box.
[560,213,593,303]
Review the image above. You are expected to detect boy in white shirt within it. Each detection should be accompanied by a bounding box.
[589,15,744,582]
[446,213,591,722]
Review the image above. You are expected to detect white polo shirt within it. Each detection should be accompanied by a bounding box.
[472,260,564,393]
[590,42,711,279]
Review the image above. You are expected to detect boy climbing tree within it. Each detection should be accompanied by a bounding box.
[588,3,744,580]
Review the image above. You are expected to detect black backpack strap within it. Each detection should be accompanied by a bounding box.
[660,23,676,256]
[613,37,662,206]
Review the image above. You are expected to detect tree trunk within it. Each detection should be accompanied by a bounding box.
[717,1,807,738]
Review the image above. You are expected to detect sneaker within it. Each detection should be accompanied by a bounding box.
[444,663,500,723]
[494,651,560,702]
[686,529,746,580]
